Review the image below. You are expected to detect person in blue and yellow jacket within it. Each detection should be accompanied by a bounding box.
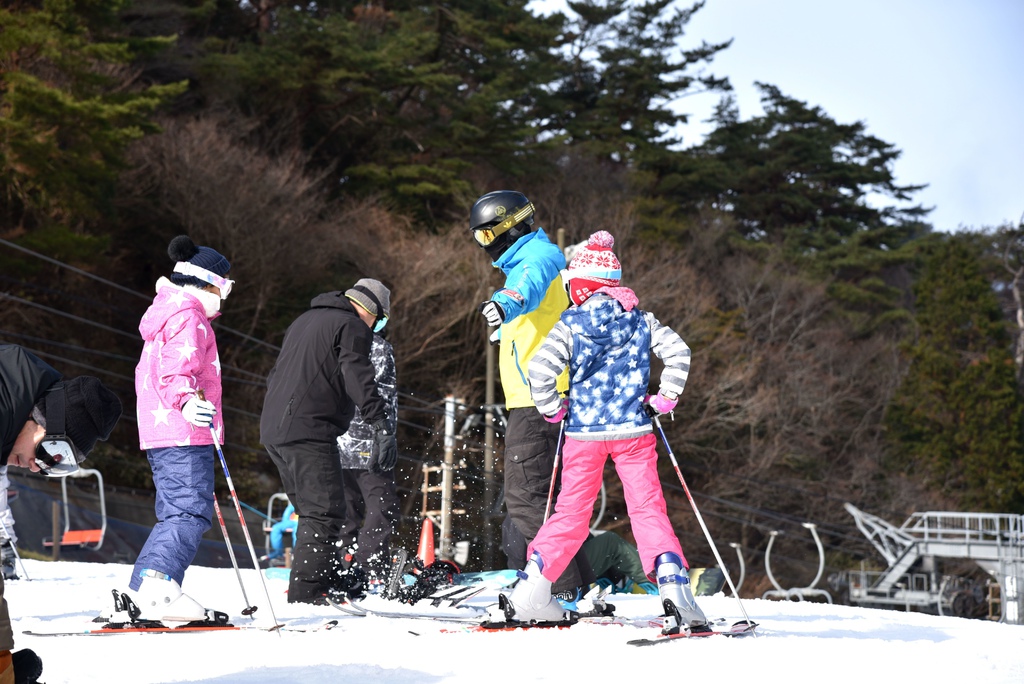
[471,190,595,608]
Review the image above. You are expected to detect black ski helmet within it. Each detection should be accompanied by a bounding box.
[469,190,536,260]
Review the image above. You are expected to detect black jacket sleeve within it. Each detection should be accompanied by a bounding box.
[0,344,62,465]
[336,320,387,427]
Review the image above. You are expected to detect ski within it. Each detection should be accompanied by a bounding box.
[472,612,579,631]
[422,583,489,607]
[270,619,340,633]
[450,614,652,633]
[332,597,489,623]
[382,547,408,599]
[22,619,338,637]
[325,597,368,616]
[326,581,490,622]
[23,624,242,637]
[451,568,520,586]
[442,615,740,634]
[626,620,758,646]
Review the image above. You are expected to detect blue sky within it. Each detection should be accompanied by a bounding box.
[530,0,1024,232]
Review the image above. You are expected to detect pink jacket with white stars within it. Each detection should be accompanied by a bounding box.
[135,278,224,450]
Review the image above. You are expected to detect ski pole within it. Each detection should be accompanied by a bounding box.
[0,518,29,581]
[199,391,281,631]
[652,414,756,634]
[199,392,253,614]
[543,420,566,523]
[211,495,255,615]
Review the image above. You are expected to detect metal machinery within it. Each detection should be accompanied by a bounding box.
[42,467,107,551]
[763,522,833,603]
[263,492,290,557]
[840,503,1024,623]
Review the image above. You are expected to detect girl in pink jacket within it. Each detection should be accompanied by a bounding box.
[123,235,233,625]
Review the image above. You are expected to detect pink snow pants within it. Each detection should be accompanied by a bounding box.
[527,432,686,582]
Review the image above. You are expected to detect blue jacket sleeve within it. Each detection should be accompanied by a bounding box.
[491,240,564,322]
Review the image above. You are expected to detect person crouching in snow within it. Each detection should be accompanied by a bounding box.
[127,235,233,625]
[506,230,708,634]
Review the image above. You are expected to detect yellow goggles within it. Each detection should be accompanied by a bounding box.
[472,202,535,247]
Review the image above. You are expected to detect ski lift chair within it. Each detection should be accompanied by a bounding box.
[42,467,107,551]
[263,492,290,556]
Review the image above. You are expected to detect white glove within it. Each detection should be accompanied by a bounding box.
[182,397,216,427]
[478,300,506,327]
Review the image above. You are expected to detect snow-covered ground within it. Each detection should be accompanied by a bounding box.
[9,559,1024,683]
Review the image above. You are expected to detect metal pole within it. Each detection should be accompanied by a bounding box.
[211,496,256,615]
[208,428,282,630]
[0,519,28,580]
[543,422,565,523]
[440,396,456,561]
[51,501,60,562]
[652,414,756,632]
[198,389,280,628]
[483,331,496,569]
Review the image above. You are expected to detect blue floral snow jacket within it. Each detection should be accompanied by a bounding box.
[528,293,691,440]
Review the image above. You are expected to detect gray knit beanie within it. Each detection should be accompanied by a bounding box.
[345,279,391,319]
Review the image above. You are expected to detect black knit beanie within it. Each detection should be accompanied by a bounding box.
[168,235,230,288]
[49,377,123,457]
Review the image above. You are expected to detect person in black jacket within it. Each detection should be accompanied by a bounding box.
[259,282,397,604]
[0,343,122,684]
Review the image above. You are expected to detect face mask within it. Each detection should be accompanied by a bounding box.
[190,287,222,318]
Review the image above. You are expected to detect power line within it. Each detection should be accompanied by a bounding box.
[20,348,135,383]
[0,331,269,389]
[0,238,152,301]
[0,329,138,364]
[1,239,282,353]
[1,291,139,341]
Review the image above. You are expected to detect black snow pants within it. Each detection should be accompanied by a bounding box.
[266,440,347,603]
[502,407,595,597]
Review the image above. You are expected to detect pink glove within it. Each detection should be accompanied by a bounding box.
[646,393,678,415]
[543,397,569,423]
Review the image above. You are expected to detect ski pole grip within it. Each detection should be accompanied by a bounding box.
[198,388,206,401]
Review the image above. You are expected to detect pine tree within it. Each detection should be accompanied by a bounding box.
[0,1,184,233]
[650,84,931,332]
[886,236,1024,512]
[196,1,565,220]
[547,0,731,166]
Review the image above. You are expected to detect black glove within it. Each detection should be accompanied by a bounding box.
[12,649,42,684]
[369,418,398,474]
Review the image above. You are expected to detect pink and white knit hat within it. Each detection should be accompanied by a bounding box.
[565,231,621,305]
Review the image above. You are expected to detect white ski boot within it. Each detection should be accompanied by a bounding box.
[654,552,709,634]
[129,570,209,625]
[502,553,574,624]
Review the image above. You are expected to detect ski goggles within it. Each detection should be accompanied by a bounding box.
[35,435,81,478]
[173,262,234,299]
[472,202,535,247]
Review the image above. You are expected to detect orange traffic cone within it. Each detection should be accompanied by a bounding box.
[417,518,436,566]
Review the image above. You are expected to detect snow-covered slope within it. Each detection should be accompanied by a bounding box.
[9,559,1024,683]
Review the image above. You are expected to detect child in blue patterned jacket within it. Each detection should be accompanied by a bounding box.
[504,231,708,634]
